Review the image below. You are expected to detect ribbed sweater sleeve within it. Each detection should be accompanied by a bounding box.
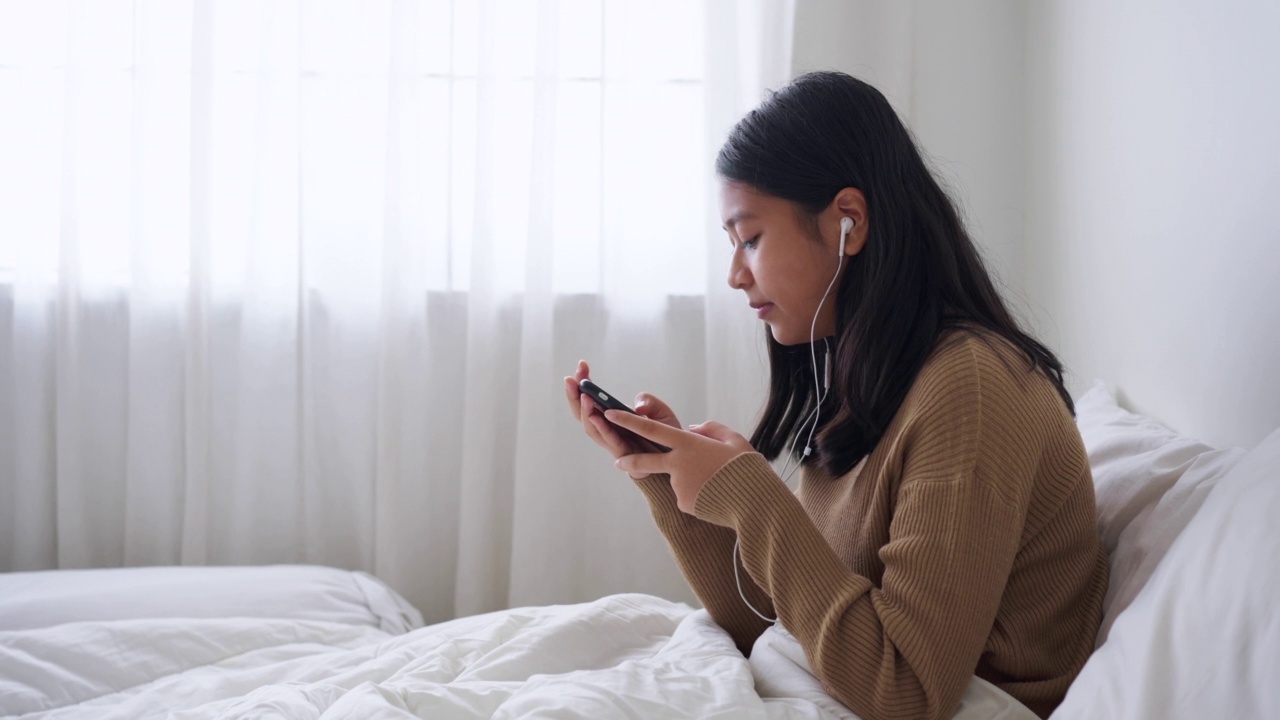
[690,343,1046,720]
[631,473,775,654]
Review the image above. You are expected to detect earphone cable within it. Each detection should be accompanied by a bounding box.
[780,229,846,485]
[740,221,850,618]
[733,537,778,623]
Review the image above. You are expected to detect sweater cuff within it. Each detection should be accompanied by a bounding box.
[632,471,674,500]
[693,452,793,529]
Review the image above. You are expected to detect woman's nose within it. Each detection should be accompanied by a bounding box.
[727,252,750,290]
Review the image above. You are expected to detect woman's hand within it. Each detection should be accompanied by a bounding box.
[606,412,755,515]
[563,360,681,479]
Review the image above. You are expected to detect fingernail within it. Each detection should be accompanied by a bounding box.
[613,459,621,469]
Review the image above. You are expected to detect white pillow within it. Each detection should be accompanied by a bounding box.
[1073,381,1245,642]
[1049,381,1280,712]
[1054,425,1280,719]
[0,564,423,634]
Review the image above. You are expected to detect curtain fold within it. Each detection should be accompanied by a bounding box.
[0,0,794,621]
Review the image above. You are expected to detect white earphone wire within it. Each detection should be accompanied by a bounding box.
[738,218,851,624]
[778,219,848,486]
[734,537,777,623]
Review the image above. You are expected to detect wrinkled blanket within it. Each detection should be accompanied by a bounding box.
[0,593,1033,719]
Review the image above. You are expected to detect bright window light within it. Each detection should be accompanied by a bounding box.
[0,0,710,297]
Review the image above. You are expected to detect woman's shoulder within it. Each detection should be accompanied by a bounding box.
[906,326,1070,425]
[926,324,1020,366]
[890,327,1086,505]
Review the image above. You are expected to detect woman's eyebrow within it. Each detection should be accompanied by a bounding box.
[721,212,757,231]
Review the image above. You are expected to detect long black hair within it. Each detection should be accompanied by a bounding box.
[716,71,1072,477]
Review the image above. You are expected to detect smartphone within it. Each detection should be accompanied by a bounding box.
[578,379,671,453]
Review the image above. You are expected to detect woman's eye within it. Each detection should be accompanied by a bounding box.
[742,235,761,249]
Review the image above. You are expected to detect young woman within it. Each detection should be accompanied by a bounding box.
[563,71,1107,720]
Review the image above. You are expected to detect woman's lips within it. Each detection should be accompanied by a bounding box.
[753,303,774,319]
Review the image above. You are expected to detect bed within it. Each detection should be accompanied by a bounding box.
[2,382,1278,719]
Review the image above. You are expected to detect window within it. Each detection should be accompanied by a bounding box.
[0,0,711,297]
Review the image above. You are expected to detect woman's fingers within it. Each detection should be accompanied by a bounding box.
[567,362,680,463]
[634,392,680,429]
[564,376,583,420]
[580,392,627,457]
[605,410,683,449]
[614,450,667,478]
[579,392,600,438]
[564,360,592,421]
[589,414,630,456]
[687,420,741,443]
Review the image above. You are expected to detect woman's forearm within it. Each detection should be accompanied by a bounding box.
[632,473,775,655]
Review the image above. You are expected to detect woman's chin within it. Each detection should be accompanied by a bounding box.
[769,323,834,347]
[767,324,805,346]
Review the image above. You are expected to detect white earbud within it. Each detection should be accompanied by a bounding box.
[838,216,853,255]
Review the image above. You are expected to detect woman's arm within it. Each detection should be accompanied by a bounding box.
[606,342,1068,720]
[632,472,775,655]
[688,347,1044,720]
[694,453,1024,720]
[561,363,777,651]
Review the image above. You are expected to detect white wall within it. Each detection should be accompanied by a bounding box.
[791,0,1031,319]
[1024,0,1280,449]
[792,0,1280,449]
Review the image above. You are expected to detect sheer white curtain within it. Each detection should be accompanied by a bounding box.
[0,0,793,620]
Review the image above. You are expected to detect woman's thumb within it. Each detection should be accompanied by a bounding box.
[635,392,677,424]
[634,392,662,413]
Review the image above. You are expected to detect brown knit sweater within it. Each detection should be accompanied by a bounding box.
[634,331,1108,720]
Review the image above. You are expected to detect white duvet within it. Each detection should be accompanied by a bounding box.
[0,590,1036,720]
[0,594,793,718]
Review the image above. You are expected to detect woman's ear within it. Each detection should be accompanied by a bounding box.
[832,187,869,257]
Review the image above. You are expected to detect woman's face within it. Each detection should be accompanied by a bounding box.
[719,181,866,346]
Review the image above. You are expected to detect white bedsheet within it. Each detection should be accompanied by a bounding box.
[1,593,1035,719]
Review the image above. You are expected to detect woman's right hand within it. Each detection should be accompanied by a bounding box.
[563,360,681,479]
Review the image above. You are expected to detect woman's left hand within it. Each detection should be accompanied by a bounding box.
[607,410,755,515]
